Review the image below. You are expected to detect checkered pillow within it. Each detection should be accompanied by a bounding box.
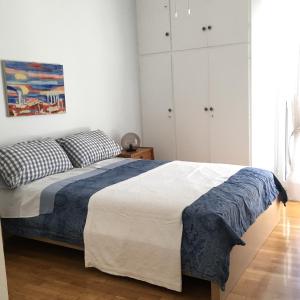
[0,139,73,189]
[0,177,6,189]
[57,130,122,168]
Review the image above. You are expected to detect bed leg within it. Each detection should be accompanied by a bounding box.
[211,283,223,300]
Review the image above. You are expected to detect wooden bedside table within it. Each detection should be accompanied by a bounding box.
[118,147,154,160]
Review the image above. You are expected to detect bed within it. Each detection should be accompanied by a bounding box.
[0,157,287,300]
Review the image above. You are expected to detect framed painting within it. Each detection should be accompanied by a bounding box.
[2,60,66,117]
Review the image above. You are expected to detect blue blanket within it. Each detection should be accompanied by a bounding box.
[2,160,287,290]
[181,167,287,289]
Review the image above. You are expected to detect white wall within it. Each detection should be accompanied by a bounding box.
[0,0,141,145]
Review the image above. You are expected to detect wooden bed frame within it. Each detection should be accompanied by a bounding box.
[29,199,281,300]
[211,199,281,300]
[0,222,8,300]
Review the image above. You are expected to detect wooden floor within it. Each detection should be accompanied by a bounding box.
[4,201,300,300]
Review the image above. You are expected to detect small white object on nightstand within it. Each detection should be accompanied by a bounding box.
[0,220,8,300]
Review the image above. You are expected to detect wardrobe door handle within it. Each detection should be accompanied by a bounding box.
[168,108,172,113]
[204,107,208,112]
[208,25,212,30]
[209,107,214,112]
[165,32,170,37]
[202,27,207,32]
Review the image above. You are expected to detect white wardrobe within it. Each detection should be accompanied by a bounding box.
[136,0,293,169]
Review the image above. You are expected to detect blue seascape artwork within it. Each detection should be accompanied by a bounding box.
[3,60,66,117]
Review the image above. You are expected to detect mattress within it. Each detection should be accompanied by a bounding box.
[1,158,287,289]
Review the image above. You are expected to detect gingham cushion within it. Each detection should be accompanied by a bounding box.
[57,130,122,168]
[0,177,6,189]
[0,139,73,189]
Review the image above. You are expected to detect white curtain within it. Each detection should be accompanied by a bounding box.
[269,2,300,199]
[286,49,300,200]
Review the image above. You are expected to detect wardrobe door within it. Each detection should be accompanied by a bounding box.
[140,54,177,160]
[136,0,171,54]
[173,49,210,162]
[207,0,249,47]
[209,44,250,165]
[170,0,209,51]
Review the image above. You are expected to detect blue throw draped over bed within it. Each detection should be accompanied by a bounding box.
[2,160,287,290]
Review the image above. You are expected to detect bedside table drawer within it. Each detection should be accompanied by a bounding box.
[133,151,152,160]
[118,147,154,160]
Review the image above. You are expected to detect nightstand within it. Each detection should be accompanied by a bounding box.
[118,147,154,160]
[0,220,8,300]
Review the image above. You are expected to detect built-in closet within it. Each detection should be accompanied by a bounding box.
[136,0,294,169]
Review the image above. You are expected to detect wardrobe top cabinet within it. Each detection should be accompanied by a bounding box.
[136,0,171,54]
[136,0,250,54]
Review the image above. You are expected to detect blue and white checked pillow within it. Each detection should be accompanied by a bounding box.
[57,130,122,168]
[0,139,73,189]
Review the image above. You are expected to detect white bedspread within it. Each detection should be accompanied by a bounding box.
[84,161,242,291]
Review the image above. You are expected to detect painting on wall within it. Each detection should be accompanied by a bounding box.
[2,60,66,117]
